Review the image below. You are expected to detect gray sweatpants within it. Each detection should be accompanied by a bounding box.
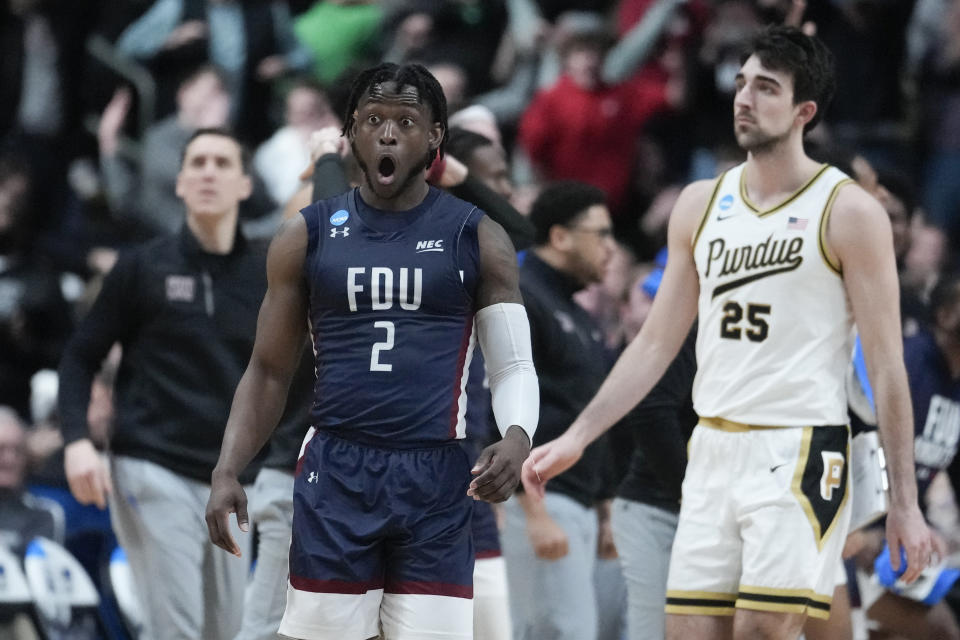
[610,498,679,640]
[109,456,251,640]
[502,492,599,640]
[235,467,295,640]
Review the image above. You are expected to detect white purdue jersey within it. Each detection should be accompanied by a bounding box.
[692,163,856,426]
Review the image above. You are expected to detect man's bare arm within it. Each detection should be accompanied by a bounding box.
[206,216,310,555]
[468,216,533,503]
[828,182,933,582]
[476,215,523,307]
[523,178,712,494]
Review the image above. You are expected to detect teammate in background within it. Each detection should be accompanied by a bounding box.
[59,128,265,640]
[852,273,960,640]
[522,25,934,640]
[205,63,538,640]
[447,125,524,640]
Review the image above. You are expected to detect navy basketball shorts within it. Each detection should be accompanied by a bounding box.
[279,428,475,640]
[472,501,501,559]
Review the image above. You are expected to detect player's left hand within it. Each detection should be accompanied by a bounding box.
[885,500,936,583]
[468,425,530,503]
[206,469,249,558]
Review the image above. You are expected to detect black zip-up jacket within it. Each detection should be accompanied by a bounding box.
[59,225,268,484]
[521,252,613,507]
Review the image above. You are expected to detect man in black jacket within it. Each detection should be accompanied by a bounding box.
[502,181,617,640]
[58,128,263,640]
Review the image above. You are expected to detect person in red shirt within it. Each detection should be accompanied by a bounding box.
[518,18,671,220]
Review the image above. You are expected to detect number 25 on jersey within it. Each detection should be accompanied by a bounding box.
[720,302,771,342]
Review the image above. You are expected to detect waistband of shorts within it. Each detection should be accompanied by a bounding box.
[699,417,849,432]
[313,427,463,451]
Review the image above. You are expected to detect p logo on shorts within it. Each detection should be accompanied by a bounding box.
[793,425,849,550]
[819,451,844,501]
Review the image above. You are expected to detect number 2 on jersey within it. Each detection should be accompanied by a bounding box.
[370,321,395,371]
[720,302,770,342]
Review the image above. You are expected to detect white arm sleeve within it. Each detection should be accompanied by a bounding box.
[475,302,539,443]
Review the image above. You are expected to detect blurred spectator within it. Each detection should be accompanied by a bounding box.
[99,65,274,236]
[532,0,619,23]
[0,406,64,556]
[904,224,950,308]
[852,273,960,640]
[59,129,266,640]
[0,154,73,419]
[612,322,696,640]
[807,0,916,171]
[575,242,636,351]
[912,0,960,248]
[875,170,929,334]
[445,126,536,248]
[0,0,97,220]
[517,12,673,225]
[427,60,470,113]
[502,181,619,640]
[450,104,504,145]
[686,0,761,177]
[636,184,682,258]
[114,0,312,143]
[619,263,657,341]
[385,0,509,95]
[293,0,384,87]
[446,127,514,200]
[253,79,340,205]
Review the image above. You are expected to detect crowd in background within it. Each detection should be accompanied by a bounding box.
[2,0,960,638]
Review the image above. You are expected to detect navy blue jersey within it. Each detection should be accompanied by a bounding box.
[461,352,502,556]
[301,187,484,445]
[463,353,495,452]
[906,330,960,497]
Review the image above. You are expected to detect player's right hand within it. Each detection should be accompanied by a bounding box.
[64,439,112,510]
[521,433,584,500]
[206,470,248,558]
[527,513,569,561]
[885,500,935,584]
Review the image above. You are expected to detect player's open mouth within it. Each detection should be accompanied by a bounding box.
[377,156,397,186]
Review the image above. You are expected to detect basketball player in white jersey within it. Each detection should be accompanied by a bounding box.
[520,25,935,640]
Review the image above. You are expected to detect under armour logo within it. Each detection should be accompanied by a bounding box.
[330,227,350,238]
[307,472,318,483]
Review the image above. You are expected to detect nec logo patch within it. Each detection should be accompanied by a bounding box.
[165,276,195,302]
[415,240,444,253]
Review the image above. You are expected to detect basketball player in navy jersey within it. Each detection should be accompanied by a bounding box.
[205,63,539,640]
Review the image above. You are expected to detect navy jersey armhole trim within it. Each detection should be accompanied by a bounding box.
[300,203,321,255]
[454,206,483,301]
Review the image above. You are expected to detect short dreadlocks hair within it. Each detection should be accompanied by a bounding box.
[741,25,836,134]
[341,63,448,165]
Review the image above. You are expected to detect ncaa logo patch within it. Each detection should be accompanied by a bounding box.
[718,194,734,211]
[330,209,349,226]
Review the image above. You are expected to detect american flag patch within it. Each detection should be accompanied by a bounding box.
[787,216,808,230]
